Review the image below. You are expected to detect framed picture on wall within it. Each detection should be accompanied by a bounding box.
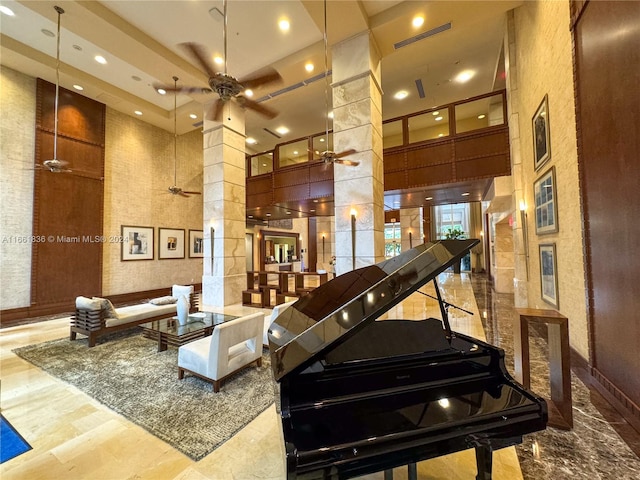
[534,166,559,234]
[532,94,551,170]
[539,243,559,308]
[121,225,154,261]
[188,229,204,258]
[158,228,185,259]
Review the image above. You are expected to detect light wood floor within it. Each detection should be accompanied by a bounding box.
[1,273,524,480]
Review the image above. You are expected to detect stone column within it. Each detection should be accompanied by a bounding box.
[504,10,528,306]
[400,208,422,251]
[201,100,246,307]
[332,31,385,275]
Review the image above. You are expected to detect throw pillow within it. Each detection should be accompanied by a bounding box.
[76,296,102,311]
[172,284,193,298]
[148,295,177,306]
[92,297,119,319]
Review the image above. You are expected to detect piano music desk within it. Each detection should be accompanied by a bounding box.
[514,308,573,430]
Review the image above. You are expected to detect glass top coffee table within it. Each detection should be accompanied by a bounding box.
[140,311,238,352]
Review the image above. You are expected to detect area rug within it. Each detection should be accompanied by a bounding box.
[1,415,32,463]
[13,332,275,461]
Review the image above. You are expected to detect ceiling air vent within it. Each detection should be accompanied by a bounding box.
[263,128,281,139]
[394,22,452,50]
[415,79,425,99]
[256,70,331,103]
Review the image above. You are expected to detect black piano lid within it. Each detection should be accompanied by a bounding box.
[268,238,480,381]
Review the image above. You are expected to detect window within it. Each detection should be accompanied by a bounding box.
[434,203,469,239]
[384,222,401,258]
[250,153,273,176]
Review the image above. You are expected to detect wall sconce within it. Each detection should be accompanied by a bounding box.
[408,230,413,249]
[350,209,357,270]
[322,233,326,262]
[519,202,529,280]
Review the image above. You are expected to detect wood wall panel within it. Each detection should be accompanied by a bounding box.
[247,175,272,194]
[273,184,310,204]
[383,151,405,172]
[309,180,333,199]
[406,163,453,187]
[247,191,272,209]
[32,79,105,307]
[574,0,640,428]
[406,142,452,167]
[456,154,511,179]
[454,130,509,159]
[274,167,309,188]
[384,171,406,191]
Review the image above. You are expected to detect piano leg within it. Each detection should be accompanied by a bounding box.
[383,463,417,480]
[475,445,493,480]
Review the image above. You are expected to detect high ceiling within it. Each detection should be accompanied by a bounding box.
[1,0,520,212]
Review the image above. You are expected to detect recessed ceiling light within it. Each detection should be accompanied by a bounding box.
[248,215,253,218]
[72,44,82,51]
[462,192,470,196]
[286,212,291,215]
[157,88,166,95]
[438,133,444,137]
[412,16,424,28]
[246,137,257,145]
[94,55,107,64]
[266,213,272,217]
[262,163,267,167]
[134,110,142,116]
[319,138,325,142]
[425,197,433,201]
[131,75,141,82]
[394,90,409,100]
[454,70,475,83]
[276,126,289,135]
[432,111,439,116]
[293,150,298,155]
[478,114,486,119]
[244,89,253,97]
[41,29,55,37]
[189,113,197,119]
[0,6,15,16]
[310,209,315,213]
[214,56,224,65]
[305,62,314,72]
[313,199,319,203]
[435,116,443,121]
[327,111,334,119]
[279,19,290,31]
[72,84,83,91]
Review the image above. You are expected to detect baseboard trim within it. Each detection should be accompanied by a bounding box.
[591,367,640,434]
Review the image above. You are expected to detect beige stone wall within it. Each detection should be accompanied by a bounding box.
[0,67,36,309]
[512,1,588,357]
[103,108,203,295]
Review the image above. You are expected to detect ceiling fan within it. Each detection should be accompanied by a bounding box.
[36,5,72,174]
[154,0,282,122]
[167,76,201,198]
[312,0,359,167]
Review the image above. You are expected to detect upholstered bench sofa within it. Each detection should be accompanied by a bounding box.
[70,285,195,347]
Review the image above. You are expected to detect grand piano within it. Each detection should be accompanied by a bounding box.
[267,239,547,480]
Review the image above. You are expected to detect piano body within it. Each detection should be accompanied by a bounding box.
[268,240,547,479]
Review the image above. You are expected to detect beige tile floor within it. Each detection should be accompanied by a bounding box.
[1,272,523,479]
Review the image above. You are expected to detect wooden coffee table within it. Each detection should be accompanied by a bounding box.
[140,311,238,352]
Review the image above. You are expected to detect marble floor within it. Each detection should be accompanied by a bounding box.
[1,272,638,479]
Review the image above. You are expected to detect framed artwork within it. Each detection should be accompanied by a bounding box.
[158,228,185,259]
[532,94,551,170]
[188,229,204,258]
[539,243,559,308]
[534,167,558,234]
[121,225,154,261]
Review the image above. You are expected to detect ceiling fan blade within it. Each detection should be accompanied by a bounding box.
[153,84,212,95]
[206,98,225,121]
[178,191,190,198]
[333,149,357,159]
[179,42,219,79]
[334,158,360,167]
[182,191,202,195]
[239,68,282,91]
[238,96,278,119]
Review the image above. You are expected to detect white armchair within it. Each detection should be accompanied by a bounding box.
[177,312,265,392]
[264,300,297,346]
